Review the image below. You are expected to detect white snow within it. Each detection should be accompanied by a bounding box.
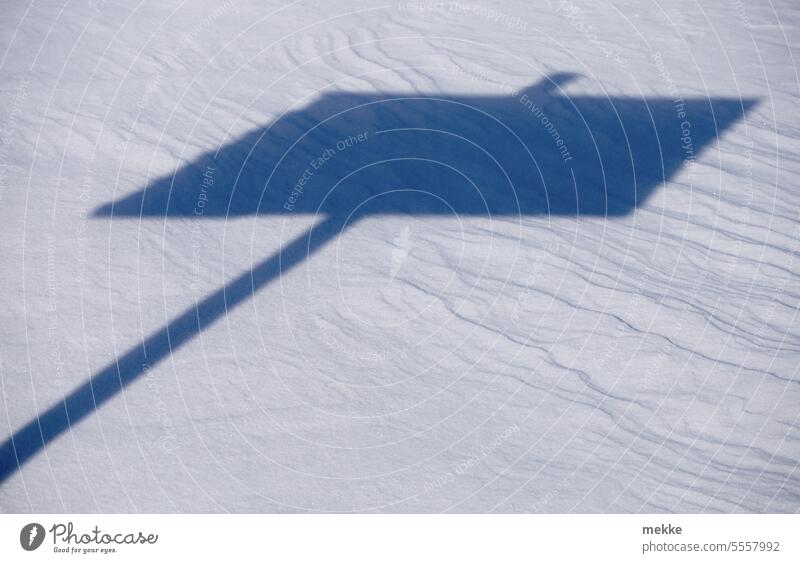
[0,0,798,512]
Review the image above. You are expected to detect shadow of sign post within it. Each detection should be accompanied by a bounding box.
[0,74,755,481]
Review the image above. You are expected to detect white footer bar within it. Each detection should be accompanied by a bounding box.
[2,514,797,562]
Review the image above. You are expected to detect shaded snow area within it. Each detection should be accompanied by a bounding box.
[1,0,798,513]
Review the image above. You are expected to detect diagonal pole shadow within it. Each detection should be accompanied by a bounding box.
[0,214,347,482]
[0,75,756,483]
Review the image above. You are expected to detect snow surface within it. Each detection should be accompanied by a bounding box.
[1,0,799,512]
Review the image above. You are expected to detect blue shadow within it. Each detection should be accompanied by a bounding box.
[0,74,755,482]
